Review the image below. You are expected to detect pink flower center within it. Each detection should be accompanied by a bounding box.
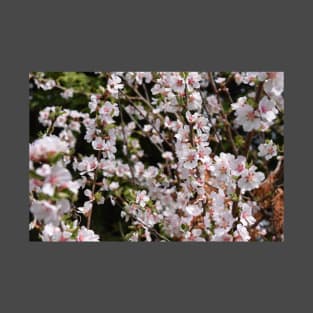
[236,164,244,172]
[267,72,277,79]
[261,105,268,114]
[223,236,232,242]
[220,165,227,174]
[197,121,204,128]
[246,111,255,121]
[246,172,255,182]
[176,79,183,87]
[49,176,57,184]
[187,154,195,162]
[34,179,43,187]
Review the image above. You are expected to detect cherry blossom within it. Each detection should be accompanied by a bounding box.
[135,72,153,85]
[40,223,73,242]
[185,204,203,217]
[29,71,284,242]
[258,96,278,123]
[30,199,71,226]
[76,227,100,242]
[187,91,202,111]
[264,72,284,109]
[234,224,251,242]
[136,190,150,208]
[230,155,246,176]
[92,137,107,151]
[233,104,261,132]
[99,101,119,123]
[206,95,221,114]
[29,135,69,162]
[60,88,74,99]
[182,149,199,169]
[258,140,278,160]
[238,165,265,192]
[107,74,124,98]
[239,202,256,226]
[169,73,186,94]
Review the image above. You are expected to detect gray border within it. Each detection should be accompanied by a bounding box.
[2,0,312,311]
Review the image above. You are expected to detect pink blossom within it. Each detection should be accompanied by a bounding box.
[185,204,203,217]
[186,72,201,90]
[99,101,119,123]
[30,199,70,225]
[169,74,185,94]
[88,94,99,113]
[107,74,124,98]
[258,96,278,123]
[136,190,149,207]
[239,202,256,226]
[76,227,100,242]
[40,223,73,242]
[135,72,153,85]
[234,224,251,241]
[187,91,202,111]
[233,104,261,132]
[230,155,246,176]
[182,149,199,169]
[238,165,265,192]
[61,88,74,99]
[206,95,221,114]
[258,140,277,160]
[92,137,106,151]
[231,96,247,110]
[210,153,233,181]
[77,201,93,215]
[74,155,98,174]
[29,135,69,162]
[37,165,72,196]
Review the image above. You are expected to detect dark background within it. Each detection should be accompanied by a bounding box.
[1,1,312,312]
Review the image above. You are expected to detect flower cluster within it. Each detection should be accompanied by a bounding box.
[29,72,284,242]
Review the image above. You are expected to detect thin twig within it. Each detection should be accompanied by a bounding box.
[129,213,170,242]
[208,72,238,156]
[115,197,170,242]
[243,130,255,157]
[118,92,136,185]
[87,149,101,229]
[121,106,165,154]
[121,91,175,151]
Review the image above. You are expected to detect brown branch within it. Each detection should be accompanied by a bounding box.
[242,130,255,157]
[121,91,175,151]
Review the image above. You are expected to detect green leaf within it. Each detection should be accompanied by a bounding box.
[94,191,103,203]
[235,135,245,148]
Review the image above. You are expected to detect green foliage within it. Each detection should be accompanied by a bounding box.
[235,134,245,148]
